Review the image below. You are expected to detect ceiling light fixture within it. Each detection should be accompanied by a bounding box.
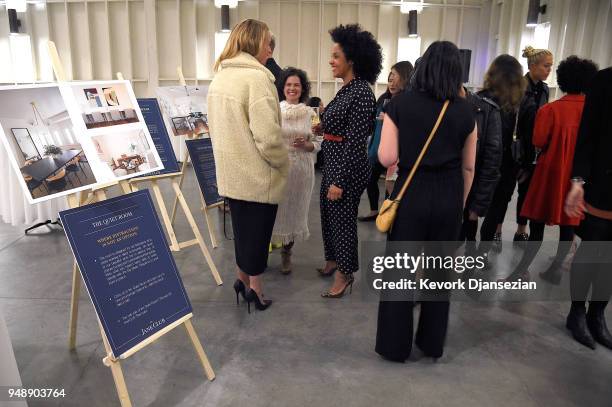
[400,1,423,14]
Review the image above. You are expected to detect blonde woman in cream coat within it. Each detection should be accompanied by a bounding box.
[207,19,289,313]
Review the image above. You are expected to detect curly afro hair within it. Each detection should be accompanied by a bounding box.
[556,55,598,94]
[277,67,311,103]
[329,24,382,84]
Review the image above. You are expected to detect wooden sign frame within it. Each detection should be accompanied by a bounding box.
[48,43,215,407]
[166,67,223,248]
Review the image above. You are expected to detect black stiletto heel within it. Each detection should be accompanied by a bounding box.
[233,279,247,305]
[245,289,272,313]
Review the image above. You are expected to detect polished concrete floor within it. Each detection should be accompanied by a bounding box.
[1,169,611,407]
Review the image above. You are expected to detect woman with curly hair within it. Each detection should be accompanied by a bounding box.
[476,55,526,257]
[316,24,382,298]
[272,67,320,274]
[500,56,599,283]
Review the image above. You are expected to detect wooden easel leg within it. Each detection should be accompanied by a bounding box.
[183,319,215,381]
[202,206,218,249]
[118,180,132,194]
[99,325,132,407]
[151,180,181,251]
[170,149,191,225]
[68,260,80,350]
[172,181,223,285]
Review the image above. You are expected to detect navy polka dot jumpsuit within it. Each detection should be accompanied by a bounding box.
[320,78,376,274]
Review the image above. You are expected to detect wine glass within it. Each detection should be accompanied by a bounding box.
[311,107,320,127]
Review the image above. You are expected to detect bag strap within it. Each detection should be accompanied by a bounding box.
[512,110,519,141]
[394,100,450,202]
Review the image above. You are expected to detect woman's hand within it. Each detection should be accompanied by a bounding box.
[292,136,314,151]
[385,180,394,195]
[327,184,343,200]
[312,123,322,135]
[564,183,585,218]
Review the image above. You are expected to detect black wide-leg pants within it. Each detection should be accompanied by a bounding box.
[571,213,612,308]
[376,170,463,361]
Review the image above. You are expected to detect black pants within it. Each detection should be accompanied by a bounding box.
[516,169,533,226]
[228,198,278,276]
[512,221,574,273]
[376,170,462,361]
[461,209,478,241]
[570,214,612,311]
[365,161,386,211]
[480,159,517,248]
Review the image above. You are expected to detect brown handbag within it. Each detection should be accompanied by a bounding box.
[376,100,450,233]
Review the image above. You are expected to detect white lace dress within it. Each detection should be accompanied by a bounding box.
[272,101,321,245]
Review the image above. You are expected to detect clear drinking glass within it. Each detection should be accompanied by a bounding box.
[311,107,320,127]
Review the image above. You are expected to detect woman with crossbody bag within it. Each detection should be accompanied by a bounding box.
[374,41,477,362]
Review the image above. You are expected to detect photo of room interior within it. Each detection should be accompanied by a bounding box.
[0,86,96,201]
[72,83,140,129]
[188,113,208,136]
[91,129,161,178]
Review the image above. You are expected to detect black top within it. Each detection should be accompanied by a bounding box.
[572,67,612,210]
[478,89,517,154]
[21,149,81,182]
[466,90,502,216]
[321,78,376,191]
[517,73,549,168]
[265,58,283,99]
[385,90,475,173]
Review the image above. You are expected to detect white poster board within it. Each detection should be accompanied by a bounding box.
[156,85,209,158]
[0,81,164,204]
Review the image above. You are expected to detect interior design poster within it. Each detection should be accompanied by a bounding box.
[0,81,164,204]
[156,85,209,137]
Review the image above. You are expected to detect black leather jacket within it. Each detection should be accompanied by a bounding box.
[517,74,549,169]
[465,90,503,216]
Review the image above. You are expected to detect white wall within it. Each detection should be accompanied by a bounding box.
[1,0,610,103]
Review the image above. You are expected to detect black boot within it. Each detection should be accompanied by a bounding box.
[566,305,596,349]
[587,304,612,350]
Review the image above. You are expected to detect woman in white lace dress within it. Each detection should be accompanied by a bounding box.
[272,67,321,274]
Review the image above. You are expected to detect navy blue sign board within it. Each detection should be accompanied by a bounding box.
[185,138,223,206]
[60,190,192,358]
[137,98,180,176]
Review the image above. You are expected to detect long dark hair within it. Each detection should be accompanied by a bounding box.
[391,61,414,90]
[482,54,526,112]
[410,41,462,101]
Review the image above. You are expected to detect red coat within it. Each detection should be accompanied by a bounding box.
[520,94,585,226]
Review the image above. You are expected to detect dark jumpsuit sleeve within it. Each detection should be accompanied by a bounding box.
[332,86,375,190]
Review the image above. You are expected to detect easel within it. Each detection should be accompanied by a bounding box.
[47,42,215,406]
[67,71,224,351]
[167,67,223,248]
[121,69,222,284]
[66,187,215,407]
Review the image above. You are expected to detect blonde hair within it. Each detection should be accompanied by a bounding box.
[214,19,270,72]
[522,46,553,67]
